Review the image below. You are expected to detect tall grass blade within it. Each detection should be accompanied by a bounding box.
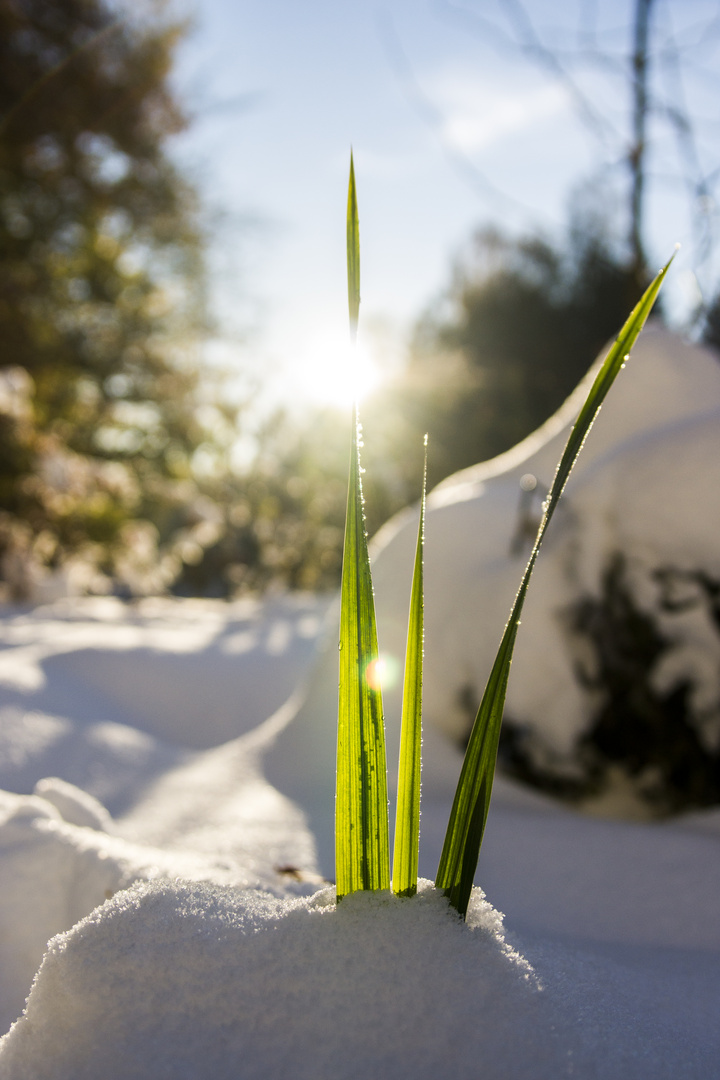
[335,155,390,900]
[436,256,673,918]
[392,436,428,898]
[347,151,360,344]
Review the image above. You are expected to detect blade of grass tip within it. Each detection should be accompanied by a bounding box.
[436,254,674,919]
[335,153,390,900]
[347,151,360,344]
[392,435,428,898]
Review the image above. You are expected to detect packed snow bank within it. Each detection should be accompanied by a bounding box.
[2,877,716,1080]
[0,713,321,1021]
[0,881,533,1080]
[0,760,318,1035]
[2,772,719,1078]
[0,596,329,1032]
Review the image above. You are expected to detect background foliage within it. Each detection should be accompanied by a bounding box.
[362,213,645,495]
[0,0,231,599]
[3,0,720,605]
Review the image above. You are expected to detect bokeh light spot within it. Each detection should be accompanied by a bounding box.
[365,653,401,691]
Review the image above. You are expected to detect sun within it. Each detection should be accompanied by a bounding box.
[288,327,383,410]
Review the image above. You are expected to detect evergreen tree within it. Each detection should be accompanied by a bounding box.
[0,0,217,597]
[373,222,643,492]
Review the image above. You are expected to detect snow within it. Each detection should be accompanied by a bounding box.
[3,875,719,1080]
[368,325,720,765]
[1,328,719,1077]
[1,882,555,1080]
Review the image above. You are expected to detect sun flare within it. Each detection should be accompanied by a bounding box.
[292,329,383,410]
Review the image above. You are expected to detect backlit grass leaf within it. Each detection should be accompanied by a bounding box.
[392,436,428,898]
[436,255,674,918]
[347,151,360,343]
[335,155,390,900]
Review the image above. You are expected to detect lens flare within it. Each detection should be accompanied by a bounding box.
[365,653,401,691]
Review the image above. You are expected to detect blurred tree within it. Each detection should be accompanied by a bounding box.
[365,217,641,493]
[0,0,224,598]
[174,407,351,596]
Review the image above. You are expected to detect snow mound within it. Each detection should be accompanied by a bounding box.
[31,778,114,832]
[0,879,567,1080]
[0,747,318,1034]
[3,875,716,1080]
[367,327,720,801]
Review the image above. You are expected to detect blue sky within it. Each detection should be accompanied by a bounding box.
[168,0,720,419]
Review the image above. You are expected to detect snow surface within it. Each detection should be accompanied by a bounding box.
[1,328,720,1077]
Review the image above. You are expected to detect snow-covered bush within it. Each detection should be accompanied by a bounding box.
[369,327,720,815]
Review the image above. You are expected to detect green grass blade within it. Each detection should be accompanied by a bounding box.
[335,156,390,900]
[392,436,428,898]
[347,151,360,343]
[436,255,674,919]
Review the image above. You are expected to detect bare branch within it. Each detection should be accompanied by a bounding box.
[376,10,550,224]
[438,0,622,148]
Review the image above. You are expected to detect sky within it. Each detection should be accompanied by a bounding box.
[166,0,720,422]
